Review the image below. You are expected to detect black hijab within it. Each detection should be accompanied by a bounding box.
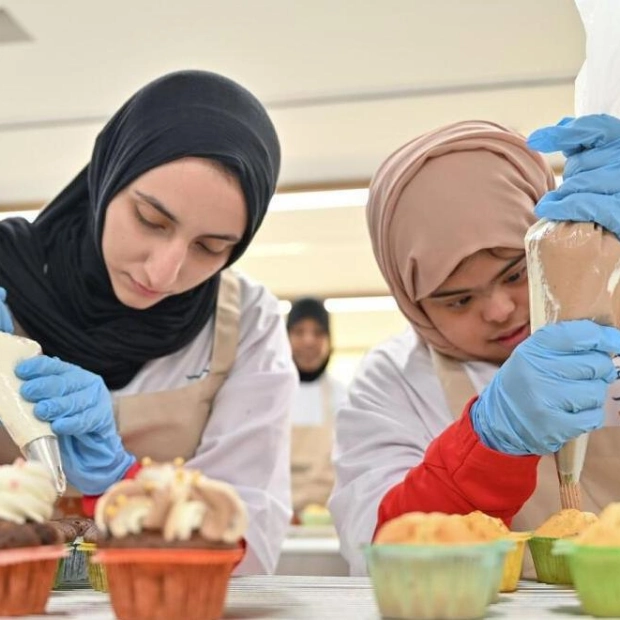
[0,70,280,389]
[286,297,332,383]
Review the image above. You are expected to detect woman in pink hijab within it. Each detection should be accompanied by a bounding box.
[330,120,620,576]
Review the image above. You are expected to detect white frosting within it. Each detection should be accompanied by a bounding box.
[108,497,154,537]
[164,501,207,542]
[0,333,54,449]
[0,460,56,523]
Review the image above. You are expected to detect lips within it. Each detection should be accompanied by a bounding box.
[492,323,530,345]
[128,275,165,298]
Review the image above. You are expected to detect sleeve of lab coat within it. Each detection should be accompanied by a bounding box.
[187,277,297,576]
[329,346,539,576]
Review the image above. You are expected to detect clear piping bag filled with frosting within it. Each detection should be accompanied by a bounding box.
[525,0,620,509]
[0,333,66,495]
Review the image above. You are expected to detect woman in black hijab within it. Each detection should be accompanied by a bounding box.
[0,71,297,574]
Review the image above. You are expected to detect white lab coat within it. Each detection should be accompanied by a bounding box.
[291,374,348,427]
[113,271,297,575]
[330,327,620,576]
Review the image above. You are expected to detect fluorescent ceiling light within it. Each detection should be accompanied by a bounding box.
[279,295,397,315]
[269,188,368,212]
[243,242,308,258]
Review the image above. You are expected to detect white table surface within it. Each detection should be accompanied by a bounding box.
[15,576,595,619]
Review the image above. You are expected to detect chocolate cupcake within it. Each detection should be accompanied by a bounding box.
[92,459,248,620]
[0,459,66,616]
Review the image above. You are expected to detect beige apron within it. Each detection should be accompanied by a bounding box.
[430,347,620,578]
[291,374,335,514]
[0,270,241,514]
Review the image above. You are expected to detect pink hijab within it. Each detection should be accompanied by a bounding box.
[366,120,555,359]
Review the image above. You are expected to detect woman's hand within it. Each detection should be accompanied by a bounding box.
[528,114,620,238]
[470,320,620,456]
[0,288,14,334]
[16,355,136,495]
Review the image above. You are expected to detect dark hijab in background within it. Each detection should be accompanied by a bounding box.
[0,70,280,389]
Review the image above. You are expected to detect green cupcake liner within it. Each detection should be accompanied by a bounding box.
[554,541,620,617]
[363,541,511,620]
[528,537,572,585]
[53,542,89,589]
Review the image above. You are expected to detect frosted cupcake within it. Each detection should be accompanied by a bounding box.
[92,458,248,620]
[0,458,66,616]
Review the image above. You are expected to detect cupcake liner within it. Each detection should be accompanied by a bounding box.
[554,541,620,617]
[363,541,511,620]
[53,540,89,589]
[77,542,108,592]
[0,545,67,616]
[528,536,572,585]
[500,533,531,593]
[93,547,244,620]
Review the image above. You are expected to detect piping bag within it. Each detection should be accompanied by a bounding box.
[524,0,620,509]
[0,332,66,495]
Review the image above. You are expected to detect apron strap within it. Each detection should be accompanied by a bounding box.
[429,347,477,420]
[207,269,241,390]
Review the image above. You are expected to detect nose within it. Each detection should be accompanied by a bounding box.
[481,288,516,323]
[143,240,187,291]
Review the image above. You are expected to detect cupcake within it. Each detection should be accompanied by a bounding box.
[462,511,531,593]
[77,522,107,591]
[529,508,598,585]
[300,503,332,527]
[51,517,96,588]
[0,458,66,616]
[554,503,620,616]
[92,458,248,620]
[365,512,511,620]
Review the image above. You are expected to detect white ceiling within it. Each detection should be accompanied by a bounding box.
[0,0,584,348]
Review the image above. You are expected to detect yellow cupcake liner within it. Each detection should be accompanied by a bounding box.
[528,536,572,585]
[77,542,108,592]
[554,540,620,617]
[499,533,531,593]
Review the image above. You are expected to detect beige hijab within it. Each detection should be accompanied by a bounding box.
[366,120,555,359]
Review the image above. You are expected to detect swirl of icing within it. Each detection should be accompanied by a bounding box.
[0,458,57,523]
[95,460,248,544]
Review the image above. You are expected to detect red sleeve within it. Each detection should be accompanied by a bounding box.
[375,397,540,537]
[81,461,143,518]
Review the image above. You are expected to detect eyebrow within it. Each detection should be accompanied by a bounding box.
[428,254,526,299]
[134,190,241,242]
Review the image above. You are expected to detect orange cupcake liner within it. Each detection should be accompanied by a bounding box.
[0,545,67,616]
[93,547,243,620]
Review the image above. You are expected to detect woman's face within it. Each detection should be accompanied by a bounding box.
[419,248,530,364]
[102,157,247,310]
[288,318,331,373]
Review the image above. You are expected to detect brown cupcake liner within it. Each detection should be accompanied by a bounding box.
[93,547,243,620]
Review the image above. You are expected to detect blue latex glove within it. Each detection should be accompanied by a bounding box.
[527,114,620,238]
[15,356,136,495]
[470,320,620,456]
[0,288,14,334]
